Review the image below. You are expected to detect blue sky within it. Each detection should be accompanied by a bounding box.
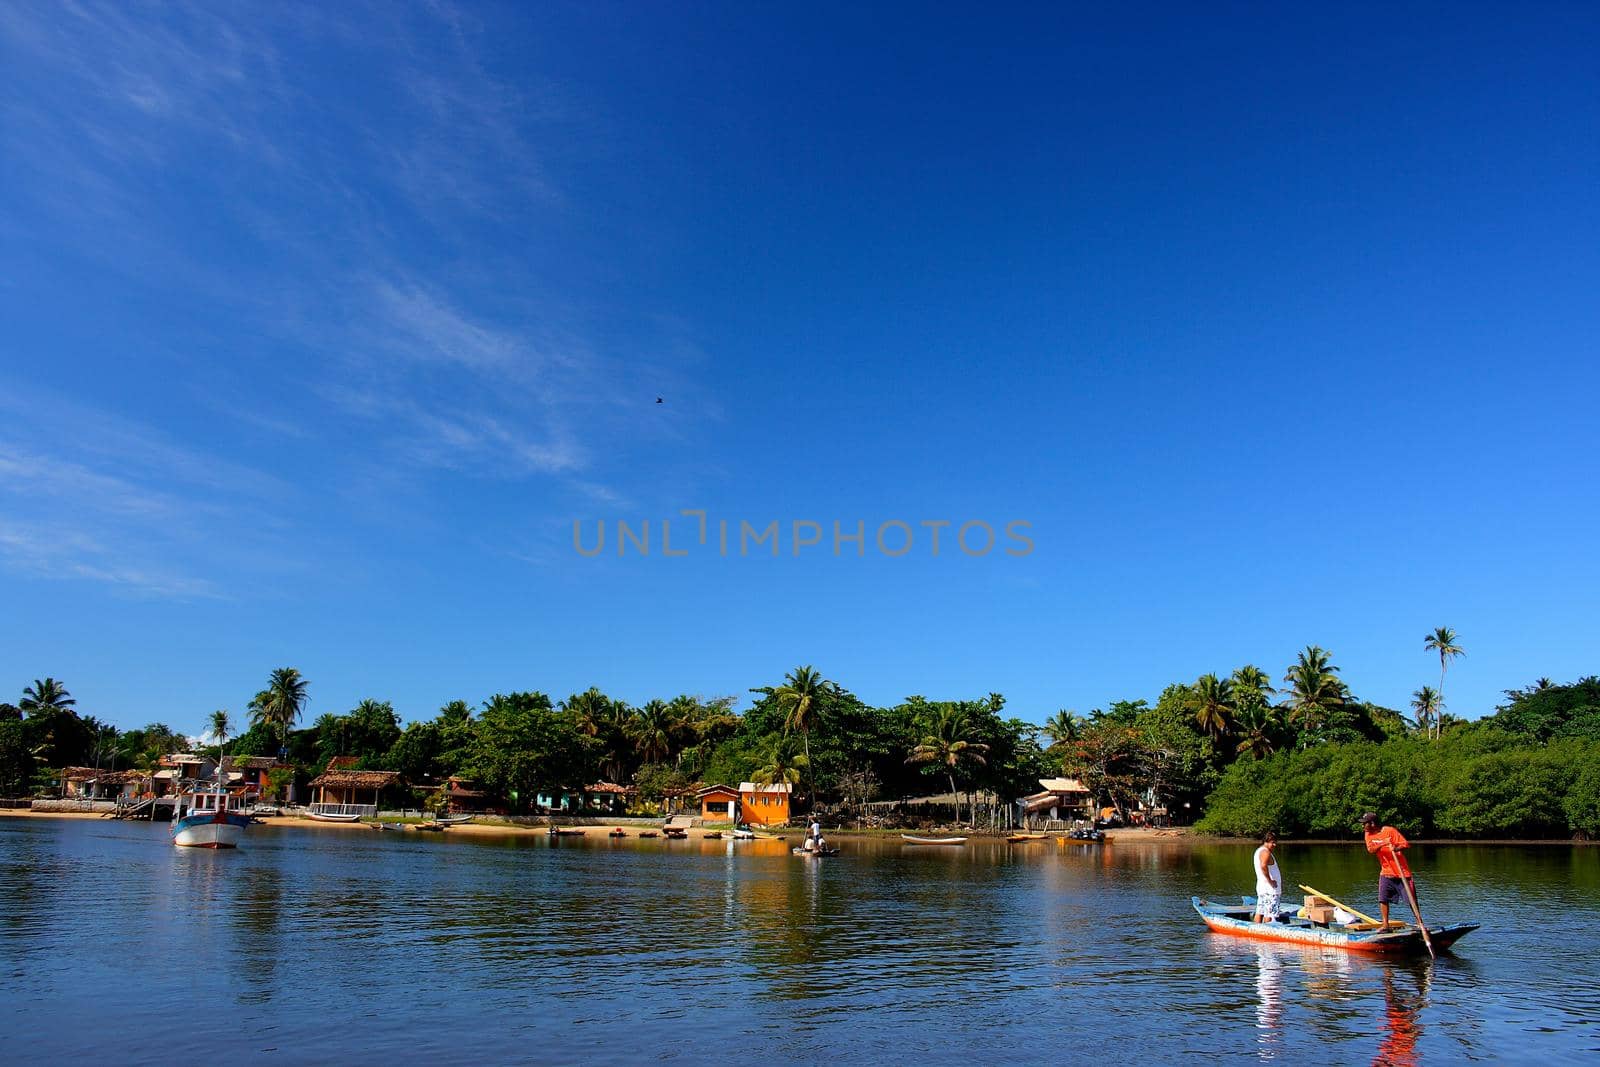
[2,2,1597,734]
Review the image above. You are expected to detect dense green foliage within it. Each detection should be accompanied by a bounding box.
[1199,677,1600,838]
[9,647,1595,836]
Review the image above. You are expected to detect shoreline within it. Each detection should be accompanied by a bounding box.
[2,808,1591,845]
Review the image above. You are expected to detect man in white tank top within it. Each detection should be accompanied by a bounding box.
[1252,831,1281,923]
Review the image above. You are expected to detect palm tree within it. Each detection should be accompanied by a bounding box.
[1192,674,1236,739]
[628,700,676,764]
[1230,665,1274,703]
[772,666,828,805]
[1410,686,1442,740]
[1043,710,1082,751]
[1282,646,1346,743]
[750,734,807,791]
[20,678,74,711]
[906,706,990,825]
[249,668,310,755]
[1234,704,1279,760]
[1423,628,1463,740]
[1534,677,1554,691]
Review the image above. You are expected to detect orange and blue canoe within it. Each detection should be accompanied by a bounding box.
[1191,896,1478,955]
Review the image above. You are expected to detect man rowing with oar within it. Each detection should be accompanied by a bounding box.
[1360,812,1416,930]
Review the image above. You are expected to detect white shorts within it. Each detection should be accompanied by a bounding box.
[1255,888,1281,916]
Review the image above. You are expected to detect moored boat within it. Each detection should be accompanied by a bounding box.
[1007,832,1049,843]
[793,845,840,856]
[702,830,723,840]
[307,809,363,823]
[1191,897,1478,955]
[608,828,627,837]
[171,786,251,849]
[902,834,967,845]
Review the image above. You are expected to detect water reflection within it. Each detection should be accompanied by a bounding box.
[5,822,1600,1064]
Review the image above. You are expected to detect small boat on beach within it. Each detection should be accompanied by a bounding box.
[1006,832,1049,843]
[731,828,756,840]
[416,822,446,832]
[902,834,967,845]
[1191,897,1478,955]
[663,827,688,839]
[434,814,473,826]
[702,830,722,840]
[547,827,586,836]
[307,809,363,823]
[371,821,407,832]
[637,830,660,838]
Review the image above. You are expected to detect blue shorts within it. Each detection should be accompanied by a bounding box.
[1378,875,1416,907]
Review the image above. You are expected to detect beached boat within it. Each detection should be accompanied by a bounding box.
[608,828,627,837]
[416,822,446,832]
[171,785,251,849]
[372,821,407,832]
[434,814,473,826]
[731,828,756,840]
[547,827,586,836]
[902,834,967,845]
[702,830,723,840]
[307,809,363,823]
[638,830,660,838]
[663,827,688,839]
[1006,832,1049,843]
[1191,897,1478,955]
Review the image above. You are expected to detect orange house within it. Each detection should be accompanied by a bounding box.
[738,781,792,826]
[698,785,740,822]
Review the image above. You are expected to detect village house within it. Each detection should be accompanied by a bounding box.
[222,756,294,804]
[738,781,792,826]
[309,756,403,816]
[436,776,500,815]
[697,784,739,822]
[1020,776,1093,829]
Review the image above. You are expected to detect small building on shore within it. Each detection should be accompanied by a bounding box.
[738,782,792,826]
[697,784,740,822]
[310,757,404,816]
[1021,777,1093,828]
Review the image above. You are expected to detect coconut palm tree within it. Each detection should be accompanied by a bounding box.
[1230,665,1274,703]
[249,668,310,755]
[1410,686,1442,740]
[906,706,990,825]
[1282,646,1346,744]
[20,678,74,712]
[772,666,828,805]
[1234,704,1280,760]
[750,734,807,791]
[628,700,677,765]
[1043,709,1082,751]
[1192,674,1236,740]
[1423,628,1463,740]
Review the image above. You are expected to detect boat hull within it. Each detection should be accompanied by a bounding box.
[1192,897,1478,955]
[172,811,249,849]
[902,835,967,845]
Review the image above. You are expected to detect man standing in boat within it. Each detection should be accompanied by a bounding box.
[1361,812,1415,929]
[1252,831,1281,923]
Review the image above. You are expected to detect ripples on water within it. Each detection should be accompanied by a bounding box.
[2,820,1597,1064]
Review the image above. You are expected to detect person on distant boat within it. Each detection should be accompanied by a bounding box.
[1361,813,1416,929]
[1252,831,1281,923]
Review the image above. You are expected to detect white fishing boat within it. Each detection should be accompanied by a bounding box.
[171,784,251,848]
[307,808,363,823]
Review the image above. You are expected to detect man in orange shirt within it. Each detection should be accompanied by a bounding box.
[1361,812,1416,929]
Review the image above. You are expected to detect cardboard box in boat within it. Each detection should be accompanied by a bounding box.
[1303,905,1337,924]
[1304,894,1332,909]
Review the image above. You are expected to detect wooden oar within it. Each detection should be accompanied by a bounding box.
[1387,845,1435,959]
[1296,884,1381,926]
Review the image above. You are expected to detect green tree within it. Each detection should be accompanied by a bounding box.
[249,668,310,755]
[905,705,990,824]
[1282,646,1346,744]
[628,699,677,764]
[1234,703,1281,761]
[464,692,595,813]
[1411,686,1442,740]
[1043,710,1082,751]
[20,678,74,712]
[1192,674,1235,740]
[772,665,828,806]
[1423,627,1464,739]
[750,733,808,792]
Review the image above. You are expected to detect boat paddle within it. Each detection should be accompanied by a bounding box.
[1387,845,1435,959]
[1296,884,1381,927]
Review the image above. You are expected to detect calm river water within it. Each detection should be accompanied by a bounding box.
[2,818,1597,1064]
